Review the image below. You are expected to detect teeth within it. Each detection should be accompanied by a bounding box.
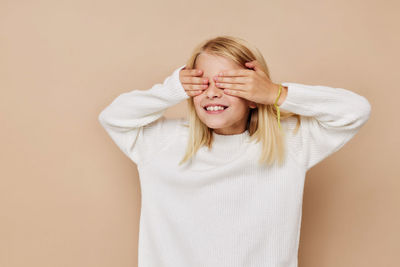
[206,106,225,111]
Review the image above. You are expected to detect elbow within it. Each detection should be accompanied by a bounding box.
[98,111,104,124]
[360,96,372,122]
[353,95,371,127]
[342,94,372,129]
[98,110,108,127]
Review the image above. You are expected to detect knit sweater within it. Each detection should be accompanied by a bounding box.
[98,64,371,267]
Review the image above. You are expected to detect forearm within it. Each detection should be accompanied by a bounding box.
[98,65,188,130]
[278,81,371,170]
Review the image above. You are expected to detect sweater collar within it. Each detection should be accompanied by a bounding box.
[211,129,250,146]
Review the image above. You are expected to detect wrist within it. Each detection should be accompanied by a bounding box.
[272,83,288,106]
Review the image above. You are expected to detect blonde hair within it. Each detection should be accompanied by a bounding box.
[178,35,300,167]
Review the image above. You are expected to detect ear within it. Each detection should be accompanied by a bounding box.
[248,100,257,109]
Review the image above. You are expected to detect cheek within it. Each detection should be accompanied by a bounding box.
[233,99,249,108]
[193,94,200,102]
[193,97,203,109]
[230,102,249,114]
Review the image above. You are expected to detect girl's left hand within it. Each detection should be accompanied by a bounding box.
[214,60,280,105]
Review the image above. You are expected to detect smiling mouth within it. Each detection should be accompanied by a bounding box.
[203,106,229,114]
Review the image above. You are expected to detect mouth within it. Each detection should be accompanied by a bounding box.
[203,105,229,114]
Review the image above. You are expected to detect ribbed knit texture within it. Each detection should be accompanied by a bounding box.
[98,64,371,267]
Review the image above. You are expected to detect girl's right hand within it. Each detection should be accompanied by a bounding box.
[179,67,209,97]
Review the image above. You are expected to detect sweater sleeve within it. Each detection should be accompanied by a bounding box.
[279,82,371,171]
[98,64,189,166]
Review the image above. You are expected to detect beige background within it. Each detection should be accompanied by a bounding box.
[1,0,399,266]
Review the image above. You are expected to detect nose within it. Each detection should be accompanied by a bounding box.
[205,79,224,98]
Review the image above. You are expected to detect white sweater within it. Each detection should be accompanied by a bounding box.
[98,65,371,267]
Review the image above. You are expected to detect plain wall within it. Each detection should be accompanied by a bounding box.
[1,0,399,266]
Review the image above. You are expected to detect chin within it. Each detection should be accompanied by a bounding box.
[203,120,229,129]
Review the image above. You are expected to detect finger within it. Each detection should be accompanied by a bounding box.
[223,88,245,97]
[187,90,203,97]
[215,82,246,91]
[184,83,208,91]
[181,68,204,76]
[218,69,251,77]
[214,76,248,84]
[181,76,209,85]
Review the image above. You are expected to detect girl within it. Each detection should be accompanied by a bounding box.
[98,36,371,267]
